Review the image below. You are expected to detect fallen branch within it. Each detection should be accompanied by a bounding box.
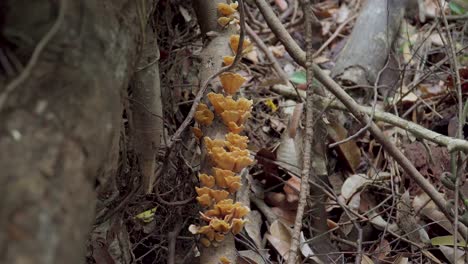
[271,84,468,152]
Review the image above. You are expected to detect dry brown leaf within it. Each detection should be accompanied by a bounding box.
[266,220,293,260]
[327,120,361,173]
[271,207,295,226]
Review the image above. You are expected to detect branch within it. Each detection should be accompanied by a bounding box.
[271,85,468,152]
[286,0,313,262]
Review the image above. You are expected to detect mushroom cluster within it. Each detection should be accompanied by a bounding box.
[190,1,255,250]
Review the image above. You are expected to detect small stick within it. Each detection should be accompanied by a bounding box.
[286,1,314,263]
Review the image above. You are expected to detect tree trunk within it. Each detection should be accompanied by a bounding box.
[0,0,153,262]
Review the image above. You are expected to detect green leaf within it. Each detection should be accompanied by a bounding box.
[431,236,468,247]
[449,2,466,15]
[134,206,158,223]
[289,71,307,84]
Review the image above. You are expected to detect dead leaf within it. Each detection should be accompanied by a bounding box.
[266,220,293,260]
[361,255,374,264]
[300,232,323,264]
[327,120,361,173]
[245,210,263,249]
[413,192,453,233]
[271,207,296,226]
[340,174,369,201]
[439,245,464,264]
[238,250,268,264]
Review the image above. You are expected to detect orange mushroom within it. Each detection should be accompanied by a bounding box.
[215,233,225,242]
[200,237,211,247]
[199,173,215,188]
[219,72,246,95]
[213,167,235,188]
[232,204,250,218]
[218,17,233,27]
[196,194,212,207]
[231,218,247,235]
[210,218,231,233]
[191,127,203,139]
[210,189,230,202]
[230,35,253,54]
[227,122,244,134]
[223,56,235,66]
[217,3,237,16]
[195,186,212,196]
[219,256,231,264]
[225,175,242,193]
[194,103,214,126]
[198,225,215,241]
[225,132,248,149]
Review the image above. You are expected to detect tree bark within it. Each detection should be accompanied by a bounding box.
[131,24,163,194]
[332,0,408,87]
[0,0,153,263]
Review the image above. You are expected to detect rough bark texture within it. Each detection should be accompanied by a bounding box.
[192,0,238,263]
[332,0,408,86]
[131,25,163,194]
[0,0,152,262]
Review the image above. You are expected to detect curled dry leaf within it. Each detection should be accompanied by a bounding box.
[340,174,370,201]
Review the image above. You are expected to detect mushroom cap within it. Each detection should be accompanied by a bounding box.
[219,72,246,95]
[217,3,237,16]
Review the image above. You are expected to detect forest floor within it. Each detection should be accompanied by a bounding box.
[90,0,468,263]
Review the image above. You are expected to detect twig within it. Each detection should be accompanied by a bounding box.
[254,0,468,238]
[286,1,313,263]
[0,0,67,111]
